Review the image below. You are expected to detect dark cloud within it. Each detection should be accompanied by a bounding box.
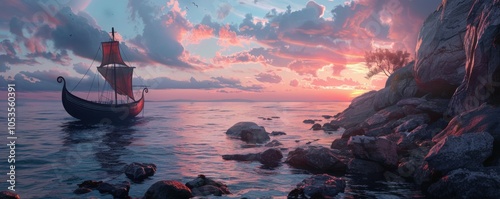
[255,72,282,84]
[26,50,71,66]
[0,39,38,72]
[217,3,232,19]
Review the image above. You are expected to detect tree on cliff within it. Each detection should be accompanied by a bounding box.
[364,48,411,79]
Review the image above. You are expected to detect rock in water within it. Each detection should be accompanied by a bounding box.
[413,0,472,95]
[0,191,20,199]
[185,175,230,196]
[348,136,398,168]
[347,158,385,175]
[310,123,322,131]
[240,129,270,143]
[264,140,283,147]
[425,132,493,174]
[226,122,266,137]
[285,146,346,172]
[124,162,157,182]
[270,131,286,136]
[288,174,346,198]
[143,180,193,199]
[260,148,283,166]
[222,153,261,161]
[73,187,92,194]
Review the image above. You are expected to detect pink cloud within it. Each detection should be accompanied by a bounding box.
[188,24,214,44]
[218,25,241,47]
[290,79,299,87]
[311,77,361,87]
[212,51,268,65]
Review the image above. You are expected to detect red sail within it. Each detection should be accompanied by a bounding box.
[100,41,127,67]
[97,67,135,100]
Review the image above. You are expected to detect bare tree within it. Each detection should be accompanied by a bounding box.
[365,48,411,79]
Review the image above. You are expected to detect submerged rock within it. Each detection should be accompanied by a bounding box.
[185,175,230,196]
[124,162,157,182]
[286,146,346,172]
[144,180,193,199]
[303,119,315,124]
[265,140,283,147]
[240,129,270,143]
[425,132,494,174]
[226,122,269,143]
[73,187,92,194]
[270,131,286,136]
[322,123,339,131]
[222,148,283,166]
[288,174,346,198]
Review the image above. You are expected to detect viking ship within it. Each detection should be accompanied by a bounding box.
[57,28,147,122]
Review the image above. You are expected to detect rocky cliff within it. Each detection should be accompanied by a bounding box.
[331,0,500,197]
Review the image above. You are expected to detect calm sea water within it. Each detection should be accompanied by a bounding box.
[0,101,423,198]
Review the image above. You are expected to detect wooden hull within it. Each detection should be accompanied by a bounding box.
[57,76,147,123]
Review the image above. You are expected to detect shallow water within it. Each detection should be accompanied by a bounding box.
[0,101,423,198]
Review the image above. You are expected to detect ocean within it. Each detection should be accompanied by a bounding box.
[0,101,423,198]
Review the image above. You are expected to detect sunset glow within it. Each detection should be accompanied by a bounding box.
[0,0,440,101]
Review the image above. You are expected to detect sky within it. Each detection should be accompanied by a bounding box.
[0,0,441,101]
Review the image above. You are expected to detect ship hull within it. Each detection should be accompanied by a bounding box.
[58,76,147,123]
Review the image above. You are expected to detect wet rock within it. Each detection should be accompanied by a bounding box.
[427,167,500,199]
[303,119,315,124]
[288,174,346,198]
[322,123,339,131]
[341,127,364,139]
[73,187,92,194]
[332,91,377,129]
[240,129,270,143]
[310,123,322,131]
[226,122,266,137]
[348,136,398,168]
[97,182,115,193]
[347,158,385,175]
[414,0,471,95]
[185,175,230,196]
[124,162,157,182]
[78,180,102,189]
[425,132,494,174]
[396,97,428,107]
[111,181,130,199]
[433,104,500,143]
[0,191,20,199]
[270,131,286,136]
[144,180,193,199]
[330,138,348,150]
[448,0,500,115]
[265,140,283,147]
[322,115,332,119]
[286,146,346,172]
[260,148,283,166]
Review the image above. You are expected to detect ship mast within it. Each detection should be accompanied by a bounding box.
[112,27,117,105]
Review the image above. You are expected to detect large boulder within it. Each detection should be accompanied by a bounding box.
[433,104,500,143]
[373,62,420,110]
[448,0,500,115]
[185,175,230,197]
[332,91,377,129]
[285,146,346,172]
[143,180,193,199]
[225,122,270,143]
[348,136,398,168]
[288,174,346,198]
[413,0,472,96]
[425,132,494,174]
[427,167,500,198]
[124,162,157,182]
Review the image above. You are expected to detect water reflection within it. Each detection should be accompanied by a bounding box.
[59,119,145,175]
